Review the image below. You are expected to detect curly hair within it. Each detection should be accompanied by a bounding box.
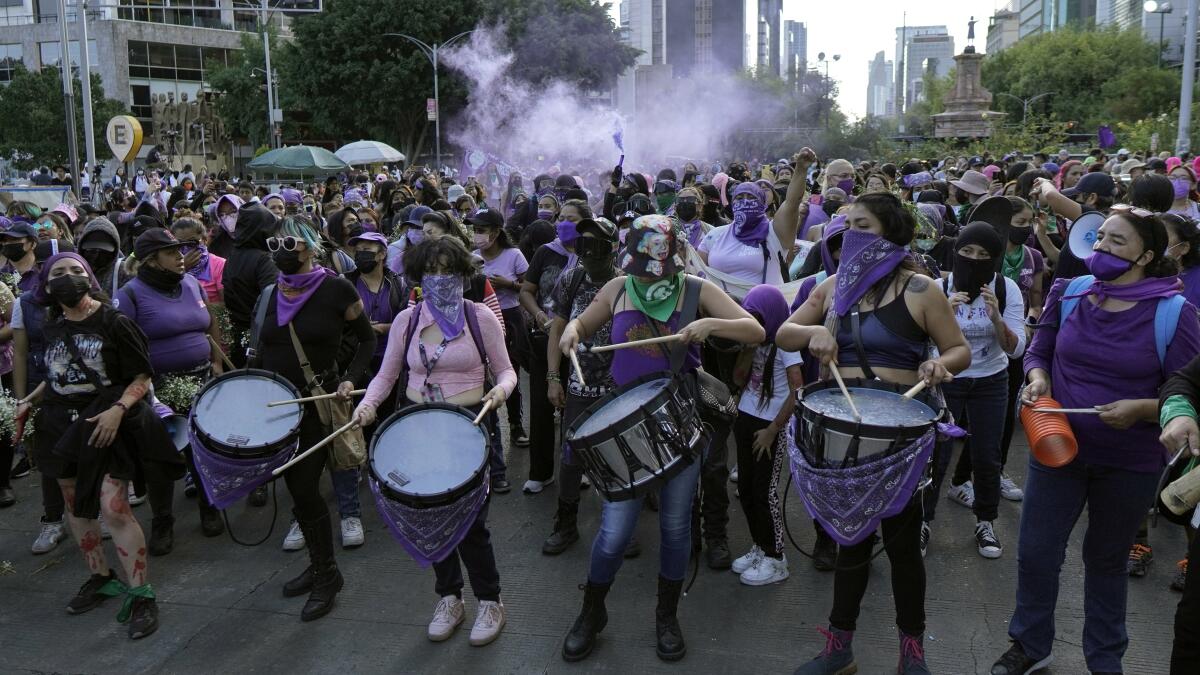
[851,192,916,246]
[402,235,476,284]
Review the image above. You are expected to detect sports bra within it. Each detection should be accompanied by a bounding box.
[835,276,927,372]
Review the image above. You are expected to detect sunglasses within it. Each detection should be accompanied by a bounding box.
[575,237,615,257]
[266,236,305,252]
[33,221,55,230]
[1111,204,1155,219]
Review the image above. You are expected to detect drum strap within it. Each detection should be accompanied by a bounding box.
[246,284,275,363]
[849,304,877,380]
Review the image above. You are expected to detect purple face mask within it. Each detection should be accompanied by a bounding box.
[1172,177,1191,199]
[556,219,579,244]
[1084,249,1136,281]
[836,178,855,194]
[537,209,554,221]
[406,228,425,245]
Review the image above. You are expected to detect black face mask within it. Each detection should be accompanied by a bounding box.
[47,274,91,308]
[675,201,698,222]
[952,253,996,301]
[702,202,721,223]
[138,263,184,291]
[1008,227,1032,245]
[81,248,115,272]
[354,250,379,274]
[273,250,303,274]
[581,255,615,282]
[1,243,26,261]
[822,200,844,217]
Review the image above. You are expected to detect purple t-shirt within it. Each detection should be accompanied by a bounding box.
[1025,278,1200,473]
[476,247,528,310]
[117,275,211,373]
[610,309,700,387]
[1182,265,1200,308]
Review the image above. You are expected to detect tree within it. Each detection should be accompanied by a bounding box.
[206,31,272,148]
[0,65,126,171]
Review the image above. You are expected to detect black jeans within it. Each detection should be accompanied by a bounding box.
[830,498,925,635]
[1172,527,1200,673]
[526,330,557,481]
[433,501,501,602]
[733,412,785,558]
[557,393,594,504]
[285,409,334,521]
[954,355,1025,480]
[926,369,1008,523]
[500,307,529,434]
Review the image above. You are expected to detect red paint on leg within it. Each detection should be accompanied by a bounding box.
[117,546,129,557]
[79,530,100,553]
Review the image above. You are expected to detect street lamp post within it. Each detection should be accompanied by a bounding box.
[1145,1,1174,68]
[994,91,1055,123]
[817,52,840,131]
[385,30,476,171]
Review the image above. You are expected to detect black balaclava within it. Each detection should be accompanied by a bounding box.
[952,221,1004,301]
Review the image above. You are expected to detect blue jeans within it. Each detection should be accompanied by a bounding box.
[330,466,362,519]
[924,369,1008,523]
[588,455,702,584]
[1008,456,1159,672]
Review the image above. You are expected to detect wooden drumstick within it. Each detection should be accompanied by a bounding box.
[267,390,366,407]
[568,349,586,387]
[588,334,683,353]
[207,335,236,371]
[901,380,928,400]
[473,399,494,426]
[829,365,862,422]
[271,419,360,476]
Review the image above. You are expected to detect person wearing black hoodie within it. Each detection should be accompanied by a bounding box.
[77,217,126,304]
[221,203,277,368]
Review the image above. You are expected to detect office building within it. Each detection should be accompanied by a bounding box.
[987,5,1022,53]
[1099,1,1188,65]
[663,0,748,77]
[757,0,782,76]
[1019,0,1100,39]
[894,26,954,112]
[783,20,806,85]
[866,50,894,117]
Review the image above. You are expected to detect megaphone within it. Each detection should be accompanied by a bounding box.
[1067,211,1106,261]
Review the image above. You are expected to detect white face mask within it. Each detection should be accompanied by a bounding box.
[219,213,237,233]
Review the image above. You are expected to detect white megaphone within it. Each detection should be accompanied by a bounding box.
[1067,212,1106,260]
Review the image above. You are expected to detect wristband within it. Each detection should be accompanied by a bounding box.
[1160,394,1197,428]
[112,401,129,412]
[547,372,561,383]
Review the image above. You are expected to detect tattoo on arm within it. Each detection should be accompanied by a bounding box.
[906,276,929,293]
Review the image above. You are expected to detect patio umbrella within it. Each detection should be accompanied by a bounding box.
[335,140,406,166]
[247,145,350,174]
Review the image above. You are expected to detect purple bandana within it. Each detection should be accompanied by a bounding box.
[901,171,934,189]
[821,215,848,276]
[370,470,489,568]
[832,229,909,316]
[189,425,297,510]
[730,182,771,245]
[182,243,211,282]
[545,238,570,257]
[275,265,336,326]
[1066,275,1183,303]
[422,273,465,339]
[742,284,790,342]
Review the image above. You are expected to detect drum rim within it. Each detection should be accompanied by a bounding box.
[189,368,304,458]
[369,402,489,505]
[567,371,682,444]
[798,377,942,438]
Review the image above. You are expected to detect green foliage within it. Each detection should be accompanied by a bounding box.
[206,31,272,147]
[0,65,125,171]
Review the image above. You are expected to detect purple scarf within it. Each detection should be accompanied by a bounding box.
[1066,275,1184,303]
[545,238,570,257]
[730,182,771,246]
[422,273,466,339]
[183,244,211,282]
[832,229,909,316]
[275,265,335,326]
[821,215,848,276]
[742,284,789,342]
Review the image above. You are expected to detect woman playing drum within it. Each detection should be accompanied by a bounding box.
[777,192,970,675]
[557,215,764,663]
[352,236,516,648]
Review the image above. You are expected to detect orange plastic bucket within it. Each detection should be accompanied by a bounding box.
[1020,396,1078,468]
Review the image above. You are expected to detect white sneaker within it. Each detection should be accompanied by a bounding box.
[1000,473,1024,501]
[947,481,976,509]
[99,515,111,540]
[469,598,506,646]
[428,595,465,642]
[282,520,306,551]
[128,484,146,506]
[522,476,555,494]
[31,519,67,554]
[740,555,790,586]
[731,544,764,574]
[730,466,739,483]
[975,520,1003,559]
[340,517,364,549]
[580,474,591,489]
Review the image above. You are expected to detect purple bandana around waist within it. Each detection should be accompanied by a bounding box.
[188,425,297,510]
[370,470,489,567]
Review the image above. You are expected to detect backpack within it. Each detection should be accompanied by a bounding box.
[1058,274,1184,371]
[395,301,491,409]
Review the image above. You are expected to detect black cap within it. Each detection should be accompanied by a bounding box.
[1146,158,1169,172]
[576,217,617,241]
[34,238,74,263]
[0,222,38,240]
[134,227,185,260]
[465,208,504,230]
[968,155,985,167]
[1062,172,1116,198]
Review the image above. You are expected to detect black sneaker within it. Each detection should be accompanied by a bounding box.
[990,642,1052,675]
[512,427,530,447]
[127,596,160,639]
[706,539,732,569]
[1127,543,1153,577]
[491,477,511,494]
[10,456,31,478]
[1171,558,1189,592]
[920,522,931,558]
[66,570,119,615]
[0,486,14,508]
[148,516,175,557]
[975,521,1002,559]
[248,484,269,507]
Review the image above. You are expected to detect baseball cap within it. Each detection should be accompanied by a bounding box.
[0,222,38,240]
[1146,158,1168,172]
[134,227,186,260]
[465,208,504,230]
[576,217,617,241]
[1117,148,1131,157]
[1062,172,1116,199]
[404,205,433,226]
[967,155,985,167]
[347,232,389,248]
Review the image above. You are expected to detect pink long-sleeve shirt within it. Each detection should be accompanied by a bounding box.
[361,301,517,409]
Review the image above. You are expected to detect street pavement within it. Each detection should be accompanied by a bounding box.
[0,423,1185,674]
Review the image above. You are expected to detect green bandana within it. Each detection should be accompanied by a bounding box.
[626,272,684,323]
[1001,246,1025,282]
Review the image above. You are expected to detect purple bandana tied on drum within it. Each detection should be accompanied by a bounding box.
[832,229,910,316]
[370,469,489,568]
[422,273,466,339]
[275,266,335,326]
[730,182,770,245]
[189,426,298,510]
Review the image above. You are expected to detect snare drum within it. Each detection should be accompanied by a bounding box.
[189,369,303,459]
[567,373,707,501]
[370,403,489,508]
[797,377,942,468]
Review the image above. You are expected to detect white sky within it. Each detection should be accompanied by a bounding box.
[608,0,1008,119]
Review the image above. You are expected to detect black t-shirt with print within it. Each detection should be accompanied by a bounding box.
[527,246,569,315]
[551,268,615,398]
[42,305,153,407]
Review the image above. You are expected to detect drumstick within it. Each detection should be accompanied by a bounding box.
[568,349,586,387]
[588,334,683,353]
[267,390,366,407]
[1030,407,1103,414]
[472,399,494,426]
[829,365,862,422]
[207,335,236,371]
[271,419,360,476]
[901,380,928,400]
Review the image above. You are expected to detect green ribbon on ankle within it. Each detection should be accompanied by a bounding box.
[117,583,155,623]
[97,577,128,599]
